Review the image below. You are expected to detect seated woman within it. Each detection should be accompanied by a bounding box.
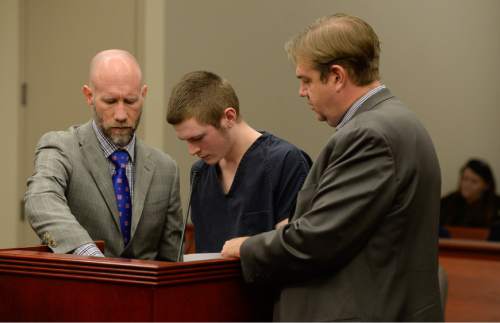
[440,159,500,238]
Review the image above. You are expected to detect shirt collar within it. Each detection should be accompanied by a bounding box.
[92,120,135,162]
[336,84,386,130]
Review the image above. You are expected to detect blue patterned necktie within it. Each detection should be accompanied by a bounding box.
[109,150,132,245]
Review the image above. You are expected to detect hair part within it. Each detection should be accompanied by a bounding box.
[285,13,381,85]
[166,71,240,128]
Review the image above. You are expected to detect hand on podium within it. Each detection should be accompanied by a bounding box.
[221,236,249,258]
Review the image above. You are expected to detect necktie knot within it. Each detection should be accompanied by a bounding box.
[110,150,130,169]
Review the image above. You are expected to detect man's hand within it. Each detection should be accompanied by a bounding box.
[221,236,249,258]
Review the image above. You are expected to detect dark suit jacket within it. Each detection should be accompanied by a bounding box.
[240,88,443,321]
[25,121,183,261]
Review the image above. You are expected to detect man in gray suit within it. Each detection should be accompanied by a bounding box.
[222,14,443,321]
[25,49,182,261]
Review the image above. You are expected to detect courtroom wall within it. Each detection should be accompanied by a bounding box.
[163,0,500,207]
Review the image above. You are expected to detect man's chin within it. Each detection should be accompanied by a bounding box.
[95,119,136,147]
[110,134,133,147]
[200,156,218,165]
[315,113,327,122]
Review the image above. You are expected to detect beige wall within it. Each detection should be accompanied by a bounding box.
[163,0,500,207]
[0,0,21,248]
[1,0,499,247]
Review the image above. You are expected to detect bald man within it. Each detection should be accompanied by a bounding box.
[25,49,182,261]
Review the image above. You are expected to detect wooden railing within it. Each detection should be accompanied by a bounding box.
[444,226,490,240]
[439,238,500,321]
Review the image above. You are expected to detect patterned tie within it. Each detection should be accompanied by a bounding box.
[109,150,132,245]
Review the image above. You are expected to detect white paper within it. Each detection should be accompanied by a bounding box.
[183,253,223,262]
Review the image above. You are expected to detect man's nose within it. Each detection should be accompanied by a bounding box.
[113,102,128,122]
[299,84,307,97]
[188,142,200,156]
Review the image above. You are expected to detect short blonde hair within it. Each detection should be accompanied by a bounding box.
[285,13,380,85]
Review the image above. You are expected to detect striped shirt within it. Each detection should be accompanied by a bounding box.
[92,120,136,198]
[336,84,386,130]
[73,121,137,257]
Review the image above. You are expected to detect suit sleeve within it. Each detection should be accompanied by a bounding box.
[24,132,94,253]
[240,127,398,284]
[157,160,183,261]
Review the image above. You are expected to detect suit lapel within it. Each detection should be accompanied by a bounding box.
[131,140,155,238]
[76,121,122,231]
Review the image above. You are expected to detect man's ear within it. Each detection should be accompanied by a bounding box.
[221,107,237,128]
[224,107,238,121]
[329,65,347,92]
[82,85,94,106]
[141,84,148,98]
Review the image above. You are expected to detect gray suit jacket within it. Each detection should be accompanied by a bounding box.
[25,121,182,261]
[240,88,443,321]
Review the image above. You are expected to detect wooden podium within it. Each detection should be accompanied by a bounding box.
[5,239,499,322]
[0,245,272,321]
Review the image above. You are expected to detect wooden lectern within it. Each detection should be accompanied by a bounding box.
[5,238,499,322]
[0,244,272,321]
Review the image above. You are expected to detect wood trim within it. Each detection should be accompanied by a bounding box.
[444,226,489,240]
[0,248,241,286]
[439,238,500,261]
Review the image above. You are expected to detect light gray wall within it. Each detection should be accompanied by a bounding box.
[163,0,500,208]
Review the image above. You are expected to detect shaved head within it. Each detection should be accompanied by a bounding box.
[88,49,143,91]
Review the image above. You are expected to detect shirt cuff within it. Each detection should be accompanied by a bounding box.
[73,243,105,257]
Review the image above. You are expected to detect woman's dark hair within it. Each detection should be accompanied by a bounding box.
[461,159,496,193]
[461,158,497,223]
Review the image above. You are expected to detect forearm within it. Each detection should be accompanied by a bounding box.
[25,192,94,253]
